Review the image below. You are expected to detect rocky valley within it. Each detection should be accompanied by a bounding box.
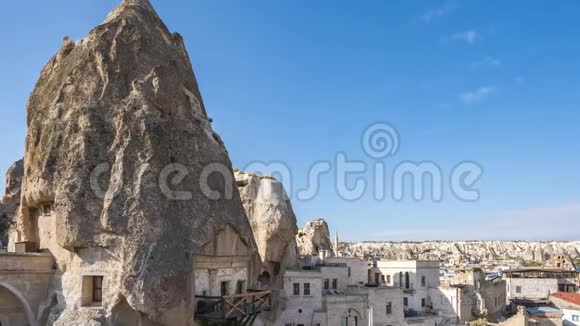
[341,240,580,264]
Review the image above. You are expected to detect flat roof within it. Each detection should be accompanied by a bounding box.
[551,292,580,306]
[527,307,561,315]
[504,268,576,273]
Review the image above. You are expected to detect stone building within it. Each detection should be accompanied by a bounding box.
[375,260,441,325]
[543,254,577,271]
[278,255,406,326]
[444,267,507,322]
[504,269,578,303]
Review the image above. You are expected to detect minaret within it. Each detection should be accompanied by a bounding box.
[334,231,339,256]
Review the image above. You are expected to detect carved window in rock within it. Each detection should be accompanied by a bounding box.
[82,275,104,306]
[236,280,245,295]
[273,262,281,276]
[93,276,103,303]
[220,281,230,297]
[40,202,54,216]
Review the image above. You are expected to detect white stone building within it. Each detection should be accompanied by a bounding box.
[278,257,407,326]
[376,261,440,314]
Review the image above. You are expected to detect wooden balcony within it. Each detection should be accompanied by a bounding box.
[195,290,272,322]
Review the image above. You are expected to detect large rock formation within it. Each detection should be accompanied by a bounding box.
[296,218,332,256]
[342,241,580,264]
[235,171,299,284]
[16,0,259,324]
[0,159,23,245]
[235,171,300,326]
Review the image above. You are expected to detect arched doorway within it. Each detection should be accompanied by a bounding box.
[0,282,36,326]
[340,308,363,326]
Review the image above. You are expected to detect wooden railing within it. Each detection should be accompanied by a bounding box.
[195,290,272,321]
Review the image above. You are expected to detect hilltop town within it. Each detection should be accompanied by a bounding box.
[0,1,578,326]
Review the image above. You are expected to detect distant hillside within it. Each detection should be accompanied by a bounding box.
[342,241,580,264]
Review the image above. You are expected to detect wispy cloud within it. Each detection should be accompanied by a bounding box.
[452,30,478,44]
[442,30,479,45]
[422,4,455,23]
[472,56,502,69]
[460,86,494,104]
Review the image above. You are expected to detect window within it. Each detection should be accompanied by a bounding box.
[516,286,522,294]
[387,275,391,284]
[220,281,230,296]
[422,298,426,307]
[324,279,330,290]
[404,298,408,306]
[41,203,53,216]
[332,278,338,289]
[381,275,385,283]
[293,283,300,295]
[572,315,579,322]
[348,267,351,277]
[421,276,426,287]
[82,275,103,306]
[236,280,245,294]
[93,276,103,303]
[386,302,392,315]
[304,283,311,296]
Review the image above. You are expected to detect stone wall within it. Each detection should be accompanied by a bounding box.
[324,257,368,285]
[0,252,54,326]
[506,278,558,300]
[481,279,507,321]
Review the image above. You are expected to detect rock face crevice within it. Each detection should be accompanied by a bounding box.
[16,0,259,324]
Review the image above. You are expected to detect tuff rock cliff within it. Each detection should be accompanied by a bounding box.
[17,0,259,324]
[0,159,23,245]
[296,218,332,256]
[235,171,300,326]
[342,241,580,263]
[235,171,299,284]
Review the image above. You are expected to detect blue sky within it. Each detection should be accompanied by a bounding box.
[1,1,579,241]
